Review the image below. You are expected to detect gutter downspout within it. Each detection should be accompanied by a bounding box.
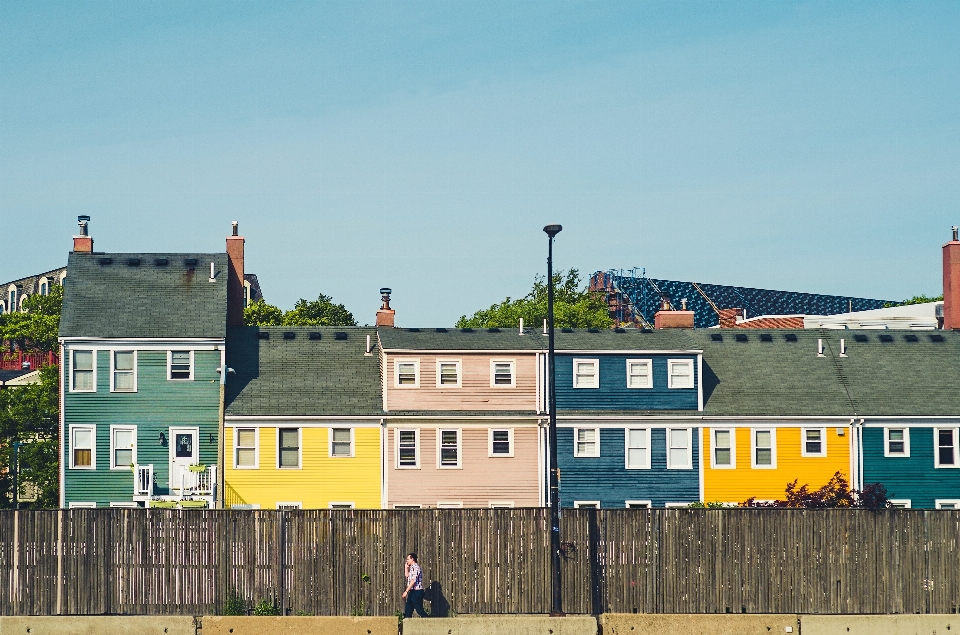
[217,347,226,509]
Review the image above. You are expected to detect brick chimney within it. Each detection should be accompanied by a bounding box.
[718,308,742,328]
[376,288,396,327]
[226,221,245,327]
[943,225,960,330]
[73,215,93,253]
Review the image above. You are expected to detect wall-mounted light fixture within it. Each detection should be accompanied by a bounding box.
[159,432,167,445]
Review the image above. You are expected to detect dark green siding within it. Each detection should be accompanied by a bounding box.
[862,427,960,508]
[63,348,221,506]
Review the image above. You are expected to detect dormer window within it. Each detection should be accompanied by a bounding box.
[395,360,419,387]
[491,360,515,387]
[437,360,461,387]
[626,359,652,388]
[168,351,193,380]
[667,359,694,389]
[573,359,599,388]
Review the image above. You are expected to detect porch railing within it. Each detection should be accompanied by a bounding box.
[0,351,58,371]
[133,464,154,499]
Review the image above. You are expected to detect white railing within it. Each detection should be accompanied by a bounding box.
[134,464,154,498]
[175,465,217,501]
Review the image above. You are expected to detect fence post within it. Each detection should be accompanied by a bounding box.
[279,510,287,614]
[588,508,605,615]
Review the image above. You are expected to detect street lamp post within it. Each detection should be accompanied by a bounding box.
[543,224,563,616]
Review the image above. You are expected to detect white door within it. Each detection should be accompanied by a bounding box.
[169,427,199,493]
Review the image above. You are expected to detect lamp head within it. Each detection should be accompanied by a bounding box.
[543,224,562,238]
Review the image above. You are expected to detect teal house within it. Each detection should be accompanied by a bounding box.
[58,223,244,508]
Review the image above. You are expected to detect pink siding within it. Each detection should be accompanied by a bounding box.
[384,353,539,411]
[386,425,541,508]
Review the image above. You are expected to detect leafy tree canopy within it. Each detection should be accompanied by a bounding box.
[885,294,943,308]
[741,471,889,509]
[0,366,59,508]
[0,285,62,352]
[244,294,357,327]
[456,269,613,330]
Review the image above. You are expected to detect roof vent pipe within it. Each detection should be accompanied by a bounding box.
[366,334,372,354]
[839,338,847,357]
[209,261,216,282]
[519,318,524,335]
[543,319,548,335]
[817,338,825,357]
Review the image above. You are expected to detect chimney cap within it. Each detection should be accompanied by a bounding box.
[231,221,239,236]
[953,225,958,242]
[380,287,392,296]
[78,215,90,222]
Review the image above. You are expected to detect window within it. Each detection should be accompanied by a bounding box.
[329,502,355,510]
[109,502,140,508]
[625,428,650,469]
[437,360,461,387]
[489,501,515,508]
[666,428,692,469]
[668,359,694,389]
[234,428,258,468]
[626,360,653,389]
[168,350,193,380]
[111,351,136,392]
[884,428,910,457]
[802,428,827,457]
[752,429,776,468]
[489,429,513,456]
[712,428,735,468]
[395,360,419,387]
[277,502,302,510]
[70,425,96,469]
[438,429,461,468]
[397,429,419,468]
[625,500,651,509]
[889,500,912,509]
[437,501,463,509]
[231,503,261,510]
[574,428,600,457]
[665,502,692,508]
[8,288,16,313]
[71,350,95,392]
[110,426,136,470]
[574,501,600,509]
[935,500,960,509]
[935,428,959,468]
[491,360,515,387]
[278,428,300,468]
[39,279,48,296]
[330,428,353,457]
[68,502,97,509]
[573,359,599,388]
[394,504,421,510]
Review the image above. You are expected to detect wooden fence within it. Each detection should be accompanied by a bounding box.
[1,509,958,616]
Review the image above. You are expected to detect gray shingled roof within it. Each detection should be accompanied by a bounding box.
[59,252,228,339]
[224,326,383,417]
[378,327,546,350]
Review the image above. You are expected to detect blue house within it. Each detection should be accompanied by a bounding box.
[553,329,703,508]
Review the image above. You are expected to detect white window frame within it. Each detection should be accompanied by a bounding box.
[393,504,422,510]
[624,428,651,470]
[889,499,912,509]
[109,502,140,508]
[69,349,97,393]
[666,427,693,470]
[934,428,960,469]
[626,359,653,389]
[490,359,517,388]
[329,427,355,458]
[437,501,463,509]
[488,428,514,457]
[884,427,911,457]
[489,501,515,508]
[801,427,828,458]
[574,427,601,458]
[231,503,261,510]
[572,358,599,389]
[625,500,652,508]
[436,359,462,388]
[38,277,50,296]
[665,502,693,508]
[437,428,462,469]
[69,424,96,470]
[167,350,195,381]
[394,359,420,388]
[329,502,355,509]
[710,428,736,469]
[935,499,960,509]
[277,502,303,510]
[109,425,137,471]
[276,427,302,470]
[396,428,420,469]
[68,502,97,509]
[751,428,777,469]
[110,350,138,393]
[667,359,695,389]
[233,427,259,469]
[574,501,600,509]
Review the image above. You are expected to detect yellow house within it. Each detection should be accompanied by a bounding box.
[701,422,852,504]
[222,326,384,509]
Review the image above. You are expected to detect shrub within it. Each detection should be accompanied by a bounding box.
[254,599,282,616]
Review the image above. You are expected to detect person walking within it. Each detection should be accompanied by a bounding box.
[402,552,429,618]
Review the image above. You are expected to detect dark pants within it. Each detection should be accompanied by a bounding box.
[404,589,428,618]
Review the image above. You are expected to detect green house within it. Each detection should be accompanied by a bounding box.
[58,251,229,508]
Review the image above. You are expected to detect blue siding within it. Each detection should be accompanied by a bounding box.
[862,427,960,508]
[556,427,700,508]
[555,354,698,411]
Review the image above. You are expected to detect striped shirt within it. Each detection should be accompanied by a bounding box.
[406,562,423,590]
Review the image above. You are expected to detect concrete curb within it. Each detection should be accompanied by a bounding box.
[0,616,198,635]
[600,614,800,635]
[402,614,597,635]
[200,616,397,635]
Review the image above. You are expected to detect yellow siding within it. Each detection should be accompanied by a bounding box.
[224,426,382,509]
[702,426,851,504]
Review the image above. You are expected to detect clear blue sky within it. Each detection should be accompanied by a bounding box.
[2,1,958,325]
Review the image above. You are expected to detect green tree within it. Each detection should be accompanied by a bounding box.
[282,294,356,327]
[456,269,613,330]
[0,285,62,352]
[243,299,284,326]
[0,366,59,508]
[884,294,943,308]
